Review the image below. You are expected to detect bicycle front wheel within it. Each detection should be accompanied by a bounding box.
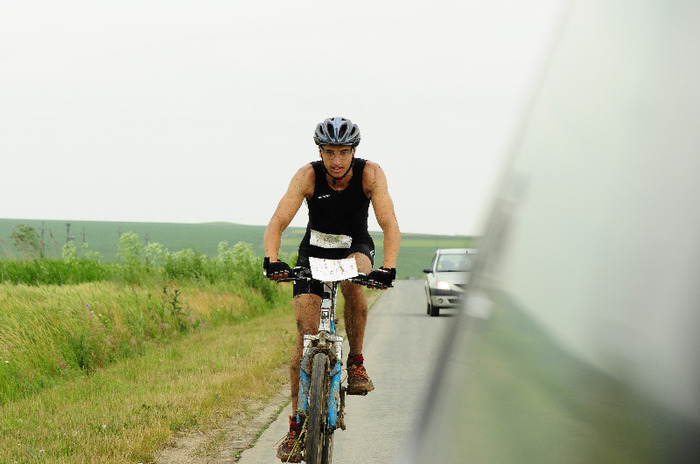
[306,352,333,464]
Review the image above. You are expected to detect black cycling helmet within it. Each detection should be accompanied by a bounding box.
[313,117,361,147]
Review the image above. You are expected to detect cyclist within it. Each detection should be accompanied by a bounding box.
[263,116,401,462]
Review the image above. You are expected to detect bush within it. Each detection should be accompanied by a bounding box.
[164,248,209,281]
[214,241,277,302]
[117,232,146,284]
[1,232,277,300]
[10,224,43,259]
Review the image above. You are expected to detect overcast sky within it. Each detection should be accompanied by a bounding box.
[1,0,565,236]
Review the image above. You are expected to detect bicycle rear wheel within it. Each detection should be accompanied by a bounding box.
[306,352,333,464]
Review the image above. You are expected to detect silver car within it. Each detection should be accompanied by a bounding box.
[423,248,476,317]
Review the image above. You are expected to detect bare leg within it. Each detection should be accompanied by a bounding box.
[342,252,372,357]
[290,293,321,412]
[341,252,375,394]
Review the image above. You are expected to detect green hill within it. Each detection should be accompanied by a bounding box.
[0,218,476,279]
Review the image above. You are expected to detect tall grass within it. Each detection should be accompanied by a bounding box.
[0,299,295,463]
[0,233,290,405]
[0,281,278,405]
[0,274,294,462]
[0,235,285,406]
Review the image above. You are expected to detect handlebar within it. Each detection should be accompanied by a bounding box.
[277,266,371,286]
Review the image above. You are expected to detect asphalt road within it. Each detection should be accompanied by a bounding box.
[238,279,455,463]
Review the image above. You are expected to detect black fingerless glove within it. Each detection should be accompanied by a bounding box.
[263,257,291,278]
[367,267,396,289]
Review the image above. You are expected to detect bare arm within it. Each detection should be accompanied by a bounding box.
[264,164,315,261]
[363,161,401,268]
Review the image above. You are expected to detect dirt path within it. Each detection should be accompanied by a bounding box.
[155,385,290,463]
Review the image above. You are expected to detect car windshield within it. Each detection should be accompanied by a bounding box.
[436,254,472,272]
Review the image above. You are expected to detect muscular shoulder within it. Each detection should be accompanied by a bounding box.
[362,160,389,197]
[290,163,316,198]
[296,162,315,180]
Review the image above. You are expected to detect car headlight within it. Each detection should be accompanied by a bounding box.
[434,281,451,290]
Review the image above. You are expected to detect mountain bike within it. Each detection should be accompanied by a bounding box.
[279,257,371,464]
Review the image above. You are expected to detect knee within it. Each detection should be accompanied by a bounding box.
[296,320,318,337]
[351,252,372,274]
[342,284,365,305]
[294,294,321,335]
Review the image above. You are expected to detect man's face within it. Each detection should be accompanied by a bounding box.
[319,144,354,177]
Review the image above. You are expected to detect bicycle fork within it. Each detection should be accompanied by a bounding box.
[297,336,345,431]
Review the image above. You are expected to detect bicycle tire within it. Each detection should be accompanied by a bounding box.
[322,429,334,464]
[306,352,333,464]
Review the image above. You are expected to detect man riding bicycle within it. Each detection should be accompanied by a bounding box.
[263,116,401,462]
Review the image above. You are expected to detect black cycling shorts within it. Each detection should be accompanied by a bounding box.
[293,241,375,297]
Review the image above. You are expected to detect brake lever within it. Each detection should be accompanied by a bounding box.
[350,273,371,286]
[277,266,312,283]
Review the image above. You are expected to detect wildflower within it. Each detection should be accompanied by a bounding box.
[85,303,97,319]
[102,424,107,430]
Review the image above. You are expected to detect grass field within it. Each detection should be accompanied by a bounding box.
[0,218,477,279]
[0,281,294,463]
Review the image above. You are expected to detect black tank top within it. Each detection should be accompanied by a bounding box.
[299,158,372,252]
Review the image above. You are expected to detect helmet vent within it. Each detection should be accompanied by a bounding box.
[314,117,361,147]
